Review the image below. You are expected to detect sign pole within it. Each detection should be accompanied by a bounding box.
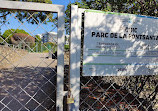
[69,5,82,111]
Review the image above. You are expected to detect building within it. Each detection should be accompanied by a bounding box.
[36,32,69,45]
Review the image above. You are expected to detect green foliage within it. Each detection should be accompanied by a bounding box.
[64,45,69,51]
[2,29,14,44]
[44,42,56,47]
[14,29,29,34]
[79,0,158,16]
[65,0,158,34]
[2,29,29,44]
[65,4,71,35]
[42,42,57,53]
[65,2,89,34]
[1,0,53,25]
[35,35,41,42]
[32,42,42,52]
[0,37,3,45]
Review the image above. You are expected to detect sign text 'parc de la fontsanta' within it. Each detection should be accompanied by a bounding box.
[83,10,158,76]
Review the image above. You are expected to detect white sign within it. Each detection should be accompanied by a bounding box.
[83,10,158,76]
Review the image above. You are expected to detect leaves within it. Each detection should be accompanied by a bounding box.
[2,29,29,44]
[65,0,158,34]
[0,0,53,25]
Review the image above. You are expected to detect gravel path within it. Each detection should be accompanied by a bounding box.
[7,53,57,68]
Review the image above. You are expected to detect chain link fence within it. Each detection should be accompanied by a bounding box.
[79,13,158,111]
[80,75,158,111]
[0,7,59,111]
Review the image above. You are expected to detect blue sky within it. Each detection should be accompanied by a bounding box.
[0,0,77,36]
[53,0,76,8]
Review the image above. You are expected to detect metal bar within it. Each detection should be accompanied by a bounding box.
[56,6,65,111]
[40,42,43,52]
[0,1,64,12]
[36,42,38,52]
[69,5,82,111]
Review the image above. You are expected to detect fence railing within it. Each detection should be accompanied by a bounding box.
[0,1,65,111]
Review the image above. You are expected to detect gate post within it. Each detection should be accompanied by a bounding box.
[69,5,82,111]
[57,7,65,111]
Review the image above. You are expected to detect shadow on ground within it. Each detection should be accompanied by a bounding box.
[0,66,57,111]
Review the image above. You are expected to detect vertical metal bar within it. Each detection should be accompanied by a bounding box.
[69,5,81,111]
[56,6,65,111]
[36,42,38,52]
[20,42,21,49]
[41,43,43,52]
[28,42,30,52]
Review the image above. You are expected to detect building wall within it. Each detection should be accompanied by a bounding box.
[37,32,69,45]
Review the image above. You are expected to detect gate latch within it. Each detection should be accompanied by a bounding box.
[67,90,74,104]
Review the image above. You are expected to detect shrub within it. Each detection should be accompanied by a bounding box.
[2,29,29,44]
[43,42,57,53]
[11,33,35,49]
[64,45,69,51]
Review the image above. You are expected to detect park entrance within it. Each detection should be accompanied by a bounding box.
[0,1,157,111]
[0,1,65,111]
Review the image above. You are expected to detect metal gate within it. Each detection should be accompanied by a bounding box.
[70,5,158,111]
[0,1,65,111]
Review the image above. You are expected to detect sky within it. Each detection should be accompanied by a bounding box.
[0,0,77,36]
[53,0,76,8]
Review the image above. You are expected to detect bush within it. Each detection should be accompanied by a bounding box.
[64,45,69,51]
[43,42,57,53]
[11,33,35,50]
[2,29,29,44]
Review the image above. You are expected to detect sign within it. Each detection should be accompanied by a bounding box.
[83,10,158,76]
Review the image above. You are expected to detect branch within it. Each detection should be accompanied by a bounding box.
[0,12,10,18]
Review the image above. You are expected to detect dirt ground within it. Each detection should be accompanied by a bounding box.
[0,53,57,111]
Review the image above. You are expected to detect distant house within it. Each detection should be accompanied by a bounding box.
[36,32,69,45]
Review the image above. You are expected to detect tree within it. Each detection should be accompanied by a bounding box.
[35,35,41,42]
[0,0,53,25]
[65,1,89,34]
[11,33,35,49]
[2,29,29,44]
[0,0,55,44]
[65,0,158,34]
[80,0,158,15]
